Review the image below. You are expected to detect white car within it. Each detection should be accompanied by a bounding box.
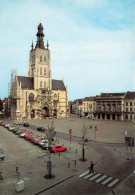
[38,139,48,147]
[15,121,22,125]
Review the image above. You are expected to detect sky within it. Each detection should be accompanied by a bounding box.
[0,0,135,101]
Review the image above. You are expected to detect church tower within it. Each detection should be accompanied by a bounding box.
[29,23,52,90]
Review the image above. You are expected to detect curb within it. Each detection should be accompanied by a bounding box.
[34,174,76,195]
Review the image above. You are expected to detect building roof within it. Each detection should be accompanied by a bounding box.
[83,97,96,101]
[125,91,135,99]
[17,77,65,91]
[52,79,66,90]
[17,76,34,89]
[100,93,126,97]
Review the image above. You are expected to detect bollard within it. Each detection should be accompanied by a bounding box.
[68,162,70,168]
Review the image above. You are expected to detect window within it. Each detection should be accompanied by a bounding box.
[29,93,34,101]
[130,102,132,107]
[40,81,42,88]
[97,104,101,112]
[40,56,42,62]
[130,108,132,112]
[126,108,128,112]
[126,102,128,106]
[44,81,46,88]
[44,56,46,62]
[40,67,42,75]
[112,104,116,112]
[107,104,110,111]
[44,68,46,76]
[102,104,105,111]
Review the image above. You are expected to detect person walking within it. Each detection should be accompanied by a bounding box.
[0,172,3,183]
[89,161,94,174]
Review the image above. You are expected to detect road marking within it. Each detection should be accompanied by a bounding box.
[79,171,89,178]
[95,175,107,183]
[101,177,113,185]
[107,179,119,187]
[89,173,101,181]
[84,173,95,179]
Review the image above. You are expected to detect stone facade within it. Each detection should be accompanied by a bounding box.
[81,92,135,122]
[9,23,68,119]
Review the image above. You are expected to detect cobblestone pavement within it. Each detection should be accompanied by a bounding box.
[0,115,135,195]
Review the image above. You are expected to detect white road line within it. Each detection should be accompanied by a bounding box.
[84,173,95,179]
[107,179,119,187]
[95,175,107,183]
[101,177,113,185]
[89,173,101,181]
[79,171,89,177]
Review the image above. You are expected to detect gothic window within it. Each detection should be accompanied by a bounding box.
[40,56,42,62]
[44,68,46,76]
[29,93,34,101]
[44,81,46,88]
[40,81,42,88]
[44,56,46,62]
[40,67,42,75]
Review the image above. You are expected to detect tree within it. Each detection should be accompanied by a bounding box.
[44,121,56,179]
[0,99,3,112]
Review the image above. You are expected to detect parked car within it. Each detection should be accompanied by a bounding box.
[5,123,10,128]
[23,123,29,127]
[24,132,34,139]
[15,129,25,135]
[33,137,44,145]
[50,145,67,152]
[42,142,53,150]
[0,149,5,161]
[15,121,22,125]
[19,131,29,138]
[8,125,16,131]
[0,122,4,126]
[37,127,46,132]
[38,139,48,147]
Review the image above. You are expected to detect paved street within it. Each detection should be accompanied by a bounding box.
[0,115,135,194]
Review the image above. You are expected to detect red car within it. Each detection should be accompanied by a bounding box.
[0,122,4,126]
[33,137,44,144]
[24,132,34,139]
[51,145,67,152]
[26,134,39,141]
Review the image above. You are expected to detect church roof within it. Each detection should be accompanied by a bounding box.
[52,79,66,90]
[17,76,34,89]
[17,76,65,91]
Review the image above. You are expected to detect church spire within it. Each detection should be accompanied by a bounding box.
[35,23,45,49]
[31,41,34,50]
[47,40,49,49]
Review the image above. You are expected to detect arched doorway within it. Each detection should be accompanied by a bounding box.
[31,109,35,119]
[42,107,49,118]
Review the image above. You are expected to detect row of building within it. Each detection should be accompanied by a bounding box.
[70,91,135,122]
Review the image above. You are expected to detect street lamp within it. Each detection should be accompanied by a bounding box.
[69,129,72,150]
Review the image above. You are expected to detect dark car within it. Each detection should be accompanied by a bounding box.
[23,123,29,127]
[37,127,46,132]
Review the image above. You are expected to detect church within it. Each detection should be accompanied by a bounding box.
[9,23,68,119]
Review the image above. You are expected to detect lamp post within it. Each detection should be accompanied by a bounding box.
[80,123,88,161]
[69,129,72,150]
